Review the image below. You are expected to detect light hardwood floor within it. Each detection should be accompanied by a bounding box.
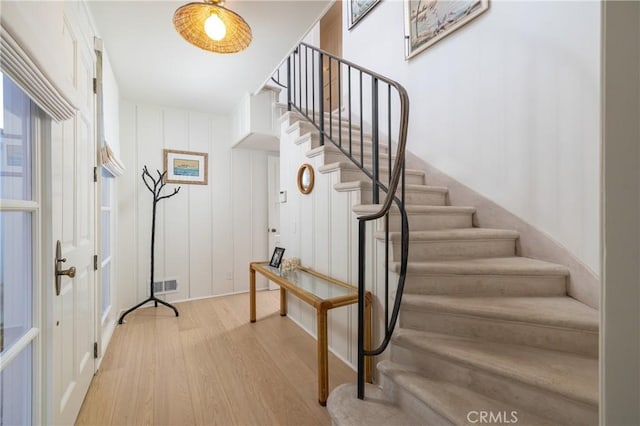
[76,290,356,426]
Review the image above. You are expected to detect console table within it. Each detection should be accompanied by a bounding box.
[249,261,372,406]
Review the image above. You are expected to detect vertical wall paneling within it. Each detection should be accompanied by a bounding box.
[135,106,164,301]
[232,149,269,293]
[278,115,382,370]
[118,102,270,309]
[210,117,234,295]
[188,113,214,299]
[117,101,278,310]
[251,152,269,287]
[232,149,253,293]
[116,102,138,313]
[161,109,190,302]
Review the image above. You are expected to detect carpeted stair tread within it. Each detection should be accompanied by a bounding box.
[401,295,598,332]
[393,256,569,276]
[318,161,424,177]
[327,383,420,426]
[393,329,598,407]
[378,360,556,426]
[335,180,448,194]
[353,204,475,215]
[306,144,394,160]
[378,228,519,242]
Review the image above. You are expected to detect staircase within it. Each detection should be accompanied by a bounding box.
[274,42,598,425]
[281,110,598,426]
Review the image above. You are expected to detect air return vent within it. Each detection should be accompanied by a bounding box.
[153,278,179,294]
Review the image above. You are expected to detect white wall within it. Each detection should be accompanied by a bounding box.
[341,1,601,279]
[117,102,269,313]
[103,51,120,156]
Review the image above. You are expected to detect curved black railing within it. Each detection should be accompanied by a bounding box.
[273,42,410,399]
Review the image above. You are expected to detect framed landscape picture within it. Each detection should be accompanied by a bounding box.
[348,0,381,29]
[404,0,489,59]
[163,149,208,185]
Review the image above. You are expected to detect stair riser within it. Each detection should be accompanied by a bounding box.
[299,127,384,151]
[379,373,455,426]
[400,310,598,357]
[391,239,517,262]
[403,274,567,297]
[317,150,394,169]
[385,212,473,232]
[360,190,447,206]
[338,168,425,186]
[391,344,597,426]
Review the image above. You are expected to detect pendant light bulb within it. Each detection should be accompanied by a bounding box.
[204,13,226,41]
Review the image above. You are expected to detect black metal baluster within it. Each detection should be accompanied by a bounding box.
[357,219,366,400]
[305,45,309,117]
[287,56,291,112]
[359,71,363,168]
[348,66,352,158]
[329,57,333,140]
[388,84,392,184]
[318,52,325,146]
[298,47,302,115]
[312,51,315,121]
[372,77,379,204]
[338,63,342,149]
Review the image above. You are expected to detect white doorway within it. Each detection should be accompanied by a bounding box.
[267,154,280,290]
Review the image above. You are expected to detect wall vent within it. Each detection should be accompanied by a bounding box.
[153,278,179,294]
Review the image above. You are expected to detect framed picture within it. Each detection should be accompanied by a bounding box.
[163,149,208,185]
[348,0,381,29]
[404,0,489,59]
[269,247,285,268]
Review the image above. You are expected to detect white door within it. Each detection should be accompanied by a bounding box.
[267,154,280,290]
[50,47,97,425]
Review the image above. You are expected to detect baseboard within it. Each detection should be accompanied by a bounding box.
[405,152,600,309]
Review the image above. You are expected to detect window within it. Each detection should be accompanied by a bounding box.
[0,72,40,426]
[101,168,114,320]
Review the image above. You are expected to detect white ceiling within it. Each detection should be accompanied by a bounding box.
[88,0,331,114]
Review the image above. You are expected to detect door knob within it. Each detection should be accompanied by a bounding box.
[55,241,76,296]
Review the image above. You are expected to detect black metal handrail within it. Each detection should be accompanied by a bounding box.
[273,42,410,400]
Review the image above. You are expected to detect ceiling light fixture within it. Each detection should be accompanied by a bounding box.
[173,0,252,53]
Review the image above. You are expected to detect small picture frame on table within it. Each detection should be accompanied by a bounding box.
[269,247,285,268]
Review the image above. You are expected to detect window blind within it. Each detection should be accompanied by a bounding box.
[0,24,75,122]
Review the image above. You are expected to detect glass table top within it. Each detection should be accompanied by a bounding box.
[258,264,356,300]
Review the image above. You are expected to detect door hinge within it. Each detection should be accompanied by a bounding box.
[94,254,98,271]
[94,166,98,182]
[93,78,97,94]
[93,341,98,359]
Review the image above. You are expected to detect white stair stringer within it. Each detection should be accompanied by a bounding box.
[279,111,599,426]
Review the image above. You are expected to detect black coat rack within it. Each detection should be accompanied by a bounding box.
[118,166,181,324]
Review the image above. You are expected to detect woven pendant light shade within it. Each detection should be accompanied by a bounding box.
[173,0,252,53]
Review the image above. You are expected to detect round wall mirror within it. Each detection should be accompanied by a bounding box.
[297,163,315,194]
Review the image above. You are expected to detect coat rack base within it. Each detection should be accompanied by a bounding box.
[118,296,179,324]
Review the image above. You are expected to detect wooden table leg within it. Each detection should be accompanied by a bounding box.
[249,266,256,323]
[280,287,287,316]
[317,304,329,406]
[365,292,373,383]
